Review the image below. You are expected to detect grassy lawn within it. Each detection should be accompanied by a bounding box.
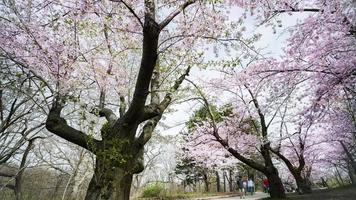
[263,185,356,200]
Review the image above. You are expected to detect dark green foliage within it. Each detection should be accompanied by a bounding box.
[186,104,233,131]
[175,157,206,186]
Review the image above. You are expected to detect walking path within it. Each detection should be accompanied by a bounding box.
[203,192,269,200]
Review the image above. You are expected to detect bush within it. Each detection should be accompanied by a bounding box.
[141,183,166,198]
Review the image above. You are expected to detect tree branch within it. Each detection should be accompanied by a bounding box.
[95,107,118,124]
[273,8,321,14]
[245,85,268,137]
[137,66,191,145]
[118,13,160,125]
[140,66,191,122]
[110,0,143,27]
[159,0,196,30]
[46,97,101,151]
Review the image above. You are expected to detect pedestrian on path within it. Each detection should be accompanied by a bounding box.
[239,176,247,199]
[247,178,255,196]
[263,178,269,193]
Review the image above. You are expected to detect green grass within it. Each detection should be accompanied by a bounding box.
[262,185,356,200]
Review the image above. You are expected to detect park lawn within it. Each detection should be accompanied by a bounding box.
[263,185,356,200]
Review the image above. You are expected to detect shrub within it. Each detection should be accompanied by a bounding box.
[141,183,166,198]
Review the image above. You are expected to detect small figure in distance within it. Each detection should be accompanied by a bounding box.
[247,177,255,195]
[263,177,269,193]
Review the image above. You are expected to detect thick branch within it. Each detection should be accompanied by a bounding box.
[137,119,158,146]
[137,66,191,145]
[273,8,321,14]
[119,14,160,125]
[159,0,196,30]
[226,146,266,172]
[140,66,191,122]
[98,108,118,124]
[270,148,300,175]
[245,85,268,137]
[46,98,100,151]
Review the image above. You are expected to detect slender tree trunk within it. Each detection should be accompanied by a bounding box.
[223,171,226,192]
[15,138,36,200]
[321,177,329,188]
[229,170,233,192]
[340,141,356,174]
[347,161,356,185]
[203,172,209,192]
[216,171,221,192]
[335,166,345,186]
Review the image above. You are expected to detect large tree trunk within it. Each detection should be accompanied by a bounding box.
[83,144,137,200]
[261,145,286,199]
[85,156,137,200]
[294,173,312,194]
[265,169,285,199]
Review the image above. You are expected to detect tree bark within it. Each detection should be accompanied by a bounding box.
[229,169,233,192]
[14,138,37,200]
[294,173,312,194]
[216,171,221,192]
[85,158,135,200]
[223,171,226,192]
[271,149,311,194]
[265,168,285,199]
[203,172,209,192]
[321,177,329,188]
[347,161,356,185]
[340,141,356,174]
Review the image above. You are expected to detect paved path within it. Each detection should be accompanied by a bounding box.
[210,192,269,200]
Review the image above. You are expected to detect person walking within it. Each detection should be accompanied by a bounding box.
[263,177,269,193]
[239,176,247,199]
[247,178,255,195]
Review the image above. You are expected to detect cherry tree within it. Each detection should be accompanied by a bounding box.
[230,0,355,193]
[246,0,355,119]
[184,71,293,198]
[249,0,355,191]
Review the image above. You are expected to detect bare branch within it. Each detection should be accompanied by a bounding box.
[140,65,191,122]
[137,66,191,145]
[159,0,196,30]
[110,0,143,27]
[46,97,101,151]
